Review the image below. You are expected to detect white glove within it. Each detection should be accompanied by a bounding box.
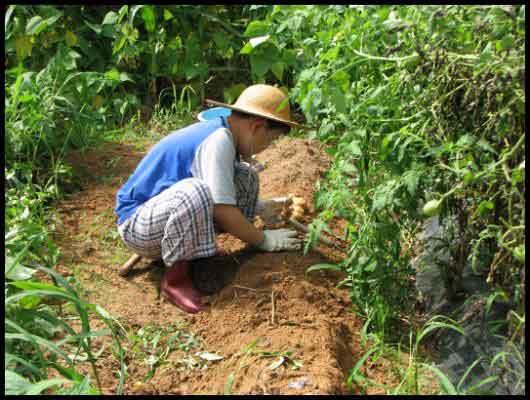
[256,197,290,224]
[257,229,302,252]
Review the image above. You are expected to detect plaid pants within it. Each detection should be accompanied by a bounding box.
[118,162,259,267]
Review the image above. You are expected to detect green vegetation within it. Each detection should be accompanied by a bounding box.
[5,4,525,395]
[126,322,202,381]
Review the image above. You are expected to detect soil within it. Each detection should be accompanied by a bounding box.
[53,134,399,395]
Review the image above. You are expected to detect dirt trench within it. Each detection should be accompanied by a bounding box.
[53,135,392,394]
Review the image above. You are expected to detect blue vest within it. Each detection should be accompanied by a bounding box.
[115,117,228,225]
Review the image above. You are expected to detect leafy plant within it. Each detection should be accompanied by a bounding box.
[127,322,202,381]
[5,251,126,395]
[257,4,525,335]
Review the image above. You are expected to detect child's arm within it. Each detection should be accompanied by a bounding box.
[214,204,265,245]
[214,204,301,251]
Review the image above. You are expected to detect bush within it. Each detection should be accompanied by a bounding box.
[243,5,525,335]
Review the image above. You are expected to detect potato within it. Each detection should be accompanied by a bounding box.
[292,210,304,220]
[291,205,305,220]
[292,205,304,215]
[292,196,306,208]
[131,381,145,393]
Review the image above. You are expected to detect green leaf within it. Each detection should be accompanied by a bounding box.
[117,5,129,24]
[5,5,16,33]
[240,41,254,54]
[26,378,71,395]
[65,31,77,47]
[466,376,499,394]
[141,6,156,33]
[496,34,515,52]
[271,62,284,81]
[456,134,474,147]
[5,352,42,378]
[119,72,134,82]
[457,357,483,390]
[330,86,346,114]
[15,36,33,59]
[163,9,174,21]
[417,317,464,344]
[282,49,297,66]
[223,83,246,104]
[421,364,457,394]
[513,245,524,262]
[26,15,45,35]
[84,20,102,34]
[348,141,362,156]
[364,259,377,272]
[239,35,273,55]
[306,263,342,275]
[5,262,37,281]
[12,280,68,293]
[372,183,396,212]
[477,139,497,154]
[463,170,475,185]
[5,239,34,279]
[5,370,32,395]
[105,69,120,80]
[5,326,72,368]
[275,96,289,113]
[244,20,269,37]
[322,46,340,62]
[404,170,421,196]
[65,375,97,395]
[250,53,271,77]
[45,13,63,29]
[130,5,144,25]
[268,356,286,370]
[248,35,270,49]
[102,11,118,25]
[477,200,494,216]
[224,372,235,395]
[347,347,378,390]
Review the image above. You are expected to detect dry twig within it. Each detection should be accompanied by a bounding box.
[271,290,276,325]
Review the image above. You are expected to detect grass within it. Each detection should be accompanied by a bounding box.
[5,261,127,395]
[125,321,208,381]
[223,338,304,395]
[345,313,525,395]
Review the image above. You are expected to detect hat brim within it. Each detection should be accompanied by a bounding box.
[205,99,310,131]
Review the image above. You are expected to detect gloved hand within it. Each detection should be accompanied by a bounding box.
[257,229,302,252]
[256,197,291,224]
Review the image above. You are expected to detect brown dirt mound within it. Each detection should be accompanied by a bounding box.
[53,135,394,394]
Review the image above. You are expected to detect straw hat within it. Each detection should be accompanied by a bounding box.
[205,84,308,130]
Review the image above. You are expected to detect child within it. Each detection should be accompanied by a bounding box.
[115,84,306,313]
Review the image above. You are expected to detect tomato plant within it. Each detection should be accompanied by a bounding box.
[247,5,525,335]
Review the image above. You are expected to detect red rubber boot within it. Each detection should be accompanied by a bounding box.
[160,260,203,313]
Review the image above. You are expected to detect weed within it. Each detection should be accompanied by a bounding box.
[126,322,203,381]
[223,338,302,394]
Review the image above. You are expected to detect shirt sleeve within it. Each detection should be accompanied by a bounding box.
[191,128,237,205]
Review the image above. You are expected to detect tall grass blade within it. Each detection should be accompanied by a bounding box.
[421,363,457,394]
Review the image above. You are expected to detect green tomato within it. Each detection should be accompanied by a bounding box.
[423,199,441,217]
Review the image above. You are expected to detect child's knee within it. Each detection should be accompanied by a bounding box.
[179,178,214,208]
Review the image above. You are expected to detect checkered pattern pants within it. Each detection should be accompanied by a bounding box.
[118,162,259,267]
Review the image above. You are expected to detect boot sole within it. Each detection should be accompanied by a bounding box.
[161,289,204,314]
